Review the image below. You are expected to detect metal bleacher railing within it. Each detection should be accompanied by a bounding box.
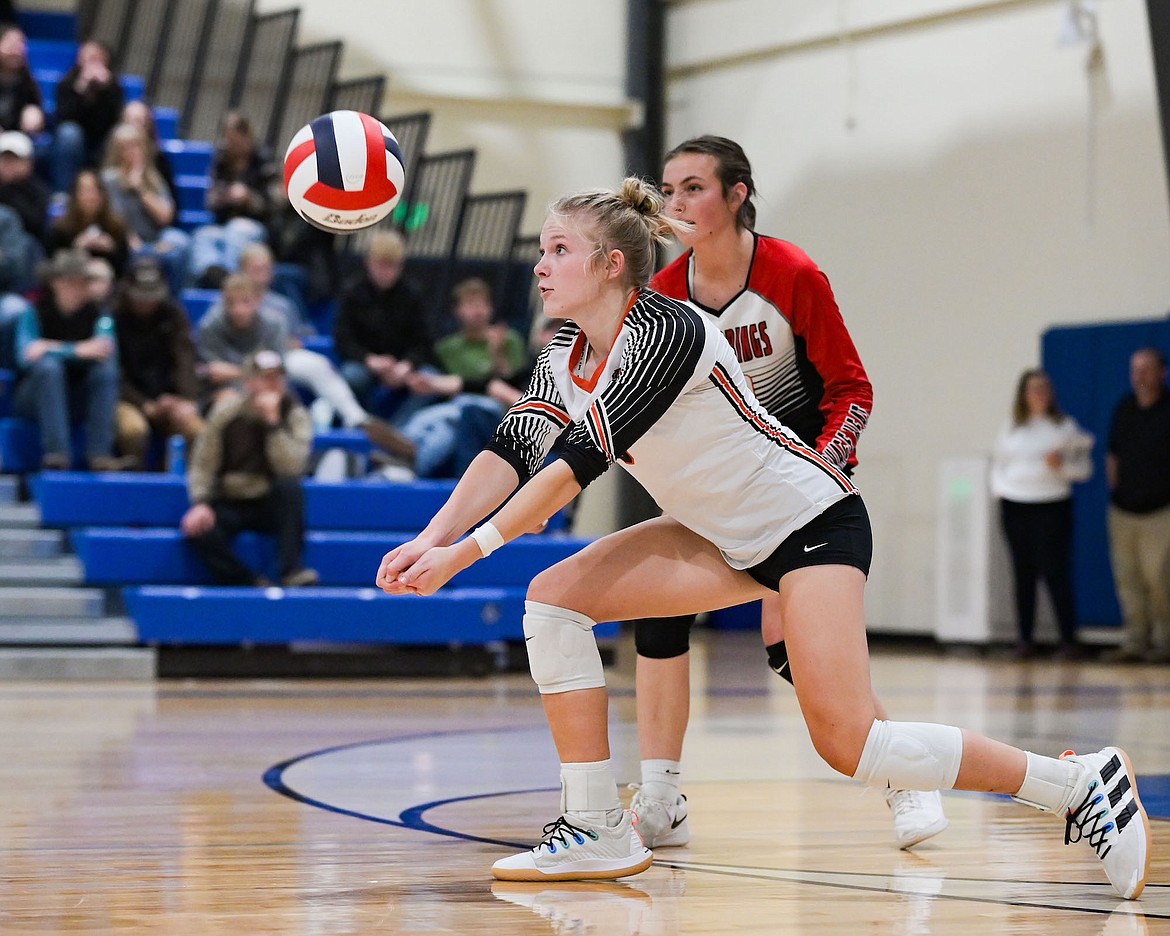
[274,41,343,156]
[183,0,256,141]
[328,76,386,124]
[232,9,300,148]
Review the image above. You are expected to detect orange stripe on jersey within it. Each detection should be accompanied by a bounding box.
[568,290,639,392]
[510,400,570,426]
[710,365,855,492]
[587,404,611,460]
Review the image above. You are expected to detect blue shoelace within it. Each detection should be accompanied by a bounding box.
[535,816,601,855]
[1065,779,1115,859]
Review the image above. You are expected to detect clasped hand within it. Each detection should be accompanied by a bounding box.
[376,538,470,597]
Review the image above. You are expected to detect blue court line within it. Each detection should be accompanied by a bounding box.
[266,742,1169,919]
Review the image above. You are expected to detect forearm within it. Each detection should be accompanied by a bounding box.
[473,459,580,548]
[418,450,522,546]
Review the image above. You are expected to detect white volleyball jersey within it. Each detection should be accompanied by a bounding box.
[487,290,857,569]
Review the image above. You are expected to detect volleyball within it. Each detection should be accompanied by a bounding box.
[283,110,406,233]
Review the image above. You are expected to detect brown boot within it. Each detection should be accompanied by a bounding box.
[361,418,416,463]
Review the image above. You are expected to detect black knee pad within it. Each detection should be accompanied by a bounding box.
[766,640,794,686]
[634,615,694,659]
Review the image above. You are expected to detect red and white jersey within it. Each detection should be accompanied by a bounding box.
[488,290,856,569]
[651,235,872,470]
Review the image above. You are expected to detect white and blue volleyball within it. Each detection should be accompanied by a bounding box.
[283,110,406,232]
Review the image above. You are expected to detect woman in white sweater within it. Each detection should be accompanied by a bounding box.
[991,369,1094,658]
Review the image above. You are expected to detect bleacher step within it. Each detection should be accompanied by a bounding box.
[0,528,64,559]
[0,475,19,505]
[0,503,40,528]
[0,648,154,681]
[0,557,83,586]
[0,586,105,618]
[0,616,137,644]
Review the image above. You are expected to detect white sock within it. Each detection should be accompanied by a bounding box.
[640,758,682,802]
[1012,751,1082,812]
[561,759,622,828]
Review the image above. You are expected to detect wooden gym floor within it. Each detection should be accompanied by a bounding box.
[0,630,1166,934]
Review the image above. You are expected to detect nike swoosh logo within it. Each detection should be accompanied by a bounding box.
[525,636,535,642]
[803,543,828,553]
[670,815,686,830]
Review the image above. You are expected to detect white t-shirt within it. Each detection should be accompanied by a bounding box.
[990,415,1094,503]
[488,290,856,570]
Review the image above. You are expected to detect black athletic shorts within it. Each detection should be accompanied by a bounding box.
[745,494,872,592]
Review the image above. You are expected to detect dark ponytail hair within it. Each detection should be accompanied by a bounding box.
[663,135,757,231]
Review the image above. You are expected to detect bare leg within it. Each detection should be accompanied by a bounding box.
[780,564,1026,792]
[635,654,689,761]
[541,687,610,763]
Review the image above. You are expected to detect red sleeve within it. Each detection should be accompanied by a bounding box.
[788,263,872,469]
[649,251,690,300]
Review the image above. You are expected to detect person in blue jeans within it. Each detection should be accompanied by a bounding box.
[13,248,121,470]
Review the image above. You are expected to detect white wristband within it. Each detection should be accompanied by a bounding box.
[469,522,505,558]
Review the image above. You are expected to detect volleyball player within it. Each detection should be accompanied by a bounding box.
[630,136,945,850]
[375,178,1149,898]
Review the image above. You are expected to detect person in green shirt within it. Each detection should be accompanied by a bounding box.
[399,278,529,478]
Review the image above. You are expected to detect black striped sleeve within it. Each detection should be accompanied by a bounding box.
[486,340,571,483]
[557,294,706,488]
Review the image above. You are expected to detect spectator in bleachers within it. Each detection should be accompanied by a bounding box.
[180,349,318,588]
[112,256,203,470]
[396,278,528,478]
[0,202,32,292]
[101,120,190,290]
[238,242,310,338]
[195,273,285,409]
[102,122,191,292]
[0,129,47,239]
[52,39,123,195]
[333,230,432,420]
[0,130,41,290]
[209,244,415,463]
[120,99,176,202]
[45,167,129,276]
[0,26,43,138]
[191,111,273,289]
[85,254,113,307]
[12,247,121,471]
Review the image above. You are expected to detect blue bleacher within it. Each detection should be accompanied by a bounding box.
[174,174,210,212]
[27,39,76,73]
[19,10,76,41]
[73,527,592,588]
[35,472,459,529]
[124,585,535,645]
[162,139,214,176]
[35,471,607,649]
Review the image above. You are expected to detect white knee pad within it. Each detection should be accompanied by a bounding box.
[852,719,963,791]
[522,600,605,694]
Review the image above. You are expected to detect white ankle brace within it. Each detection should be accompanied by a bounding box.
[1012,751,1079,812]
[560,759,620,821]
